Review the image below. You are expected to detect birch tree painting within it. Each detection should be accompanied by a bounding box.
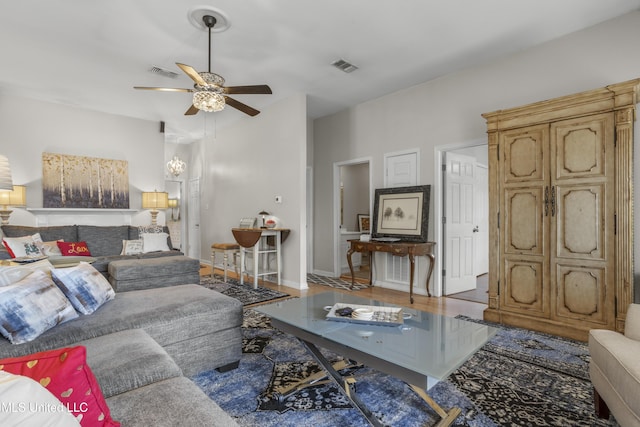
[42,153,129,208]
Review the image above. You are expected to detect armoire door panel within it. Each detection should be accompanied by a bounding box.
[503,188,545,255]
[501,259,548,316]
[555,184,606,261]
[501,125,548,185]
[552,114,613,181]
[553,263,610,326]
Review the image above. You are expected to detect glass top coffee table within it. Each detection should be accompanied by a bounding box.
[255,291,496,427]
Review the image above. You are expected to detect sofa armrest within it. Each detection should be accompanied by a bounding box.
[625,303,640,341]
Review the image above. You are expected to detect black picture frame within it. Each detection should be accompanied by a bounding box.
[372,185,430,242]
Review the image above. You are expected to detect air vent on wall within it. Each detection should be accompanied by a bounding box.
[149,66,179,79]
[331,59,358,73]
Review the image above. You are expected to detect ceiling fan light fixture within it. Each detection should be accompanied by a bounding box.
[193,91,225,112]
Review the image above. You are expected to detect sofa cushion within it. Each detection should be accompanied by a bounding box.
[51,263,115,315]
[1,225,78,243]
[0,259,54,286]
[77,225,130,257]
[0,346,120,427]
[0,270,78,344]
[141,233,170,252]
[107,256,199,292]
[0,370,81,426]
[128,226,173,250]
[2,234,43,258]
[106,376,239,427]
[120,239,143,255]
[79,329,182,398]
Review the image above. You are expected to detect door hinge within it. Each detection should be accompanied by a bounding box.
[442,216,446,224]
[442,269,446,277]
[442,164,446,172]
[497,280,500,295]
[614,213,617,235]
[497,212,500,229]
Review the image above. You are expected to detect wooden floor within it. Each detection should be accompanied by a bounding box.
[200,266,487,320]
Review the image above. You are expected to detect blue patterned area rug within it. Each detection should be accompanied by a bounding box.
[200,275,290,307]
[192,310,619,426]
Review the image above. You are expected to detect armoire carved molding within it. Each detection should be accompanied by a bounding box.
[483,79,639,341]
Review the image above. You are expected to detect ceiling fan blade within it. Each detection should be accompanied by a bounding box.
[134,86,193,92]
[184,104,200,116]
[224,96,260,116]
[176,63,208,86]
[224,85,272,95]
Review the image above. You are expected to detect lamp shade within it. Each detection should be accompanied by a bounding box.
[0,155,13,190]
[142,191,169,210]
[167,199,178,208]
[0,185,26,207]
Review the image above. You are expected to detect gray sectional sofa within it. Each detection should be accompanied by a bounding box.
[0,225,243,426]
[0,224,200,290]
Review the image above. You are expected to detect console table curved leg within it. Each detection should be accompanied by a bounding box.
[409,254,416,304]
[347,247,356,290]
[425,254,435,297]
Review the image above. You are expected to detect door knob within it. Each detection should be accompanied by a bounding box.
[472,226,479,233]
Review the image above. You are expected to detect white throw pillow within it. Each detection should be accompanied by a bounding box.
[141,232,170,253]
[2,234,44,258]
[33,234,64,256]
[0,371,81,426]
[120,239,143,255]
[0,259,54,287]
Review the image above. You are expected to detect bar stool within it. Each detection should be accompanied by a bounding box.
[210,243,240,282]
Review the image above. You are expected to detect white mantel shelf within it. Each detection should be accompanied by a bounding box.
[27,208,142,226]
[28,208,139,213]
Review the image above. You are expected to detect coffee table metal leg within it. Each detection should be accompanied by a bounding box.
[302,340,385,427]
[408,384,462,427]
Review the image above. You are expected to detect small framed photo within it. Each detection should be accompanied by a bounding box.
[357,214,370,232]
[372,185,431,242]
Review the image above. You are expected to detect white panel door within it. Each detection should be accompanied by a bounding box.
[444,152,476,294]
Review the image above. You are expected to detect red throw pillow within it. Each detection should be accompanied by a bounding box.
[0,346,120,426]
[57,241,92,256]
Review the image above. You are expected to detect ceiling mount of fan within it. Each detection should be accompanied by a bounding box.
[134,8,271,117]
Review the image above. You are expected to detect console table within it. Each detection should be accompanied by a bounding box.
[347,240,435,303]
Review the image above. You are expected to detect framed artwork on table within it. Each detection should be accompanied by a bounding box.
[372,185,430,242]
[357,214,370,232]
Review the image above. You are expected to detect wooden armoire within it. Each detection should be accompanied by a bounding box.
[483,79,639,341]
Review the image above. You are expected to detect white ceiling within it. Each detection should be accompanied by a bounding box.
[1,1,639,143]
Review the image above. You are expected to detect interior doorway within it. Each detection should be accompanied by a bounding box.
[332,158,372,277]
[434,142,488,297]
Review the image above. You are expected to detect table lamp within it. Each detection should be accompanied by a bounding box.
[258,210,270,228]
[142,191,169,225]
[167,198,179,220]
[0,185,26,225]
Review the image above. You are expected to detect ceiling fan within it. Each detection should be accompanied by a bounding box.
[134,15,272,117]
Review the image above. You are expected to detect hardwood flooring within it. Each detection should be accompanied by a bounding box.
[200,266,487,320]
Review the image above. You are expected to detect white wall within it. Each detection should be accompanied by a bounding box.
[313,11,640,295]
[0,93,166,226]
[194,94,308,288]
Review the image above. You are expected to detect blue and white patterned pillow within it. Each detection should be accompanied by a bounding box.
[0,270,78,344]
[51,262,115,315]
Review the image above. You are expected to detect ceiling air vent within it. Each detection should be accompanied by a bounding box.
[149,66,179,79]
[331,59,358,73]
